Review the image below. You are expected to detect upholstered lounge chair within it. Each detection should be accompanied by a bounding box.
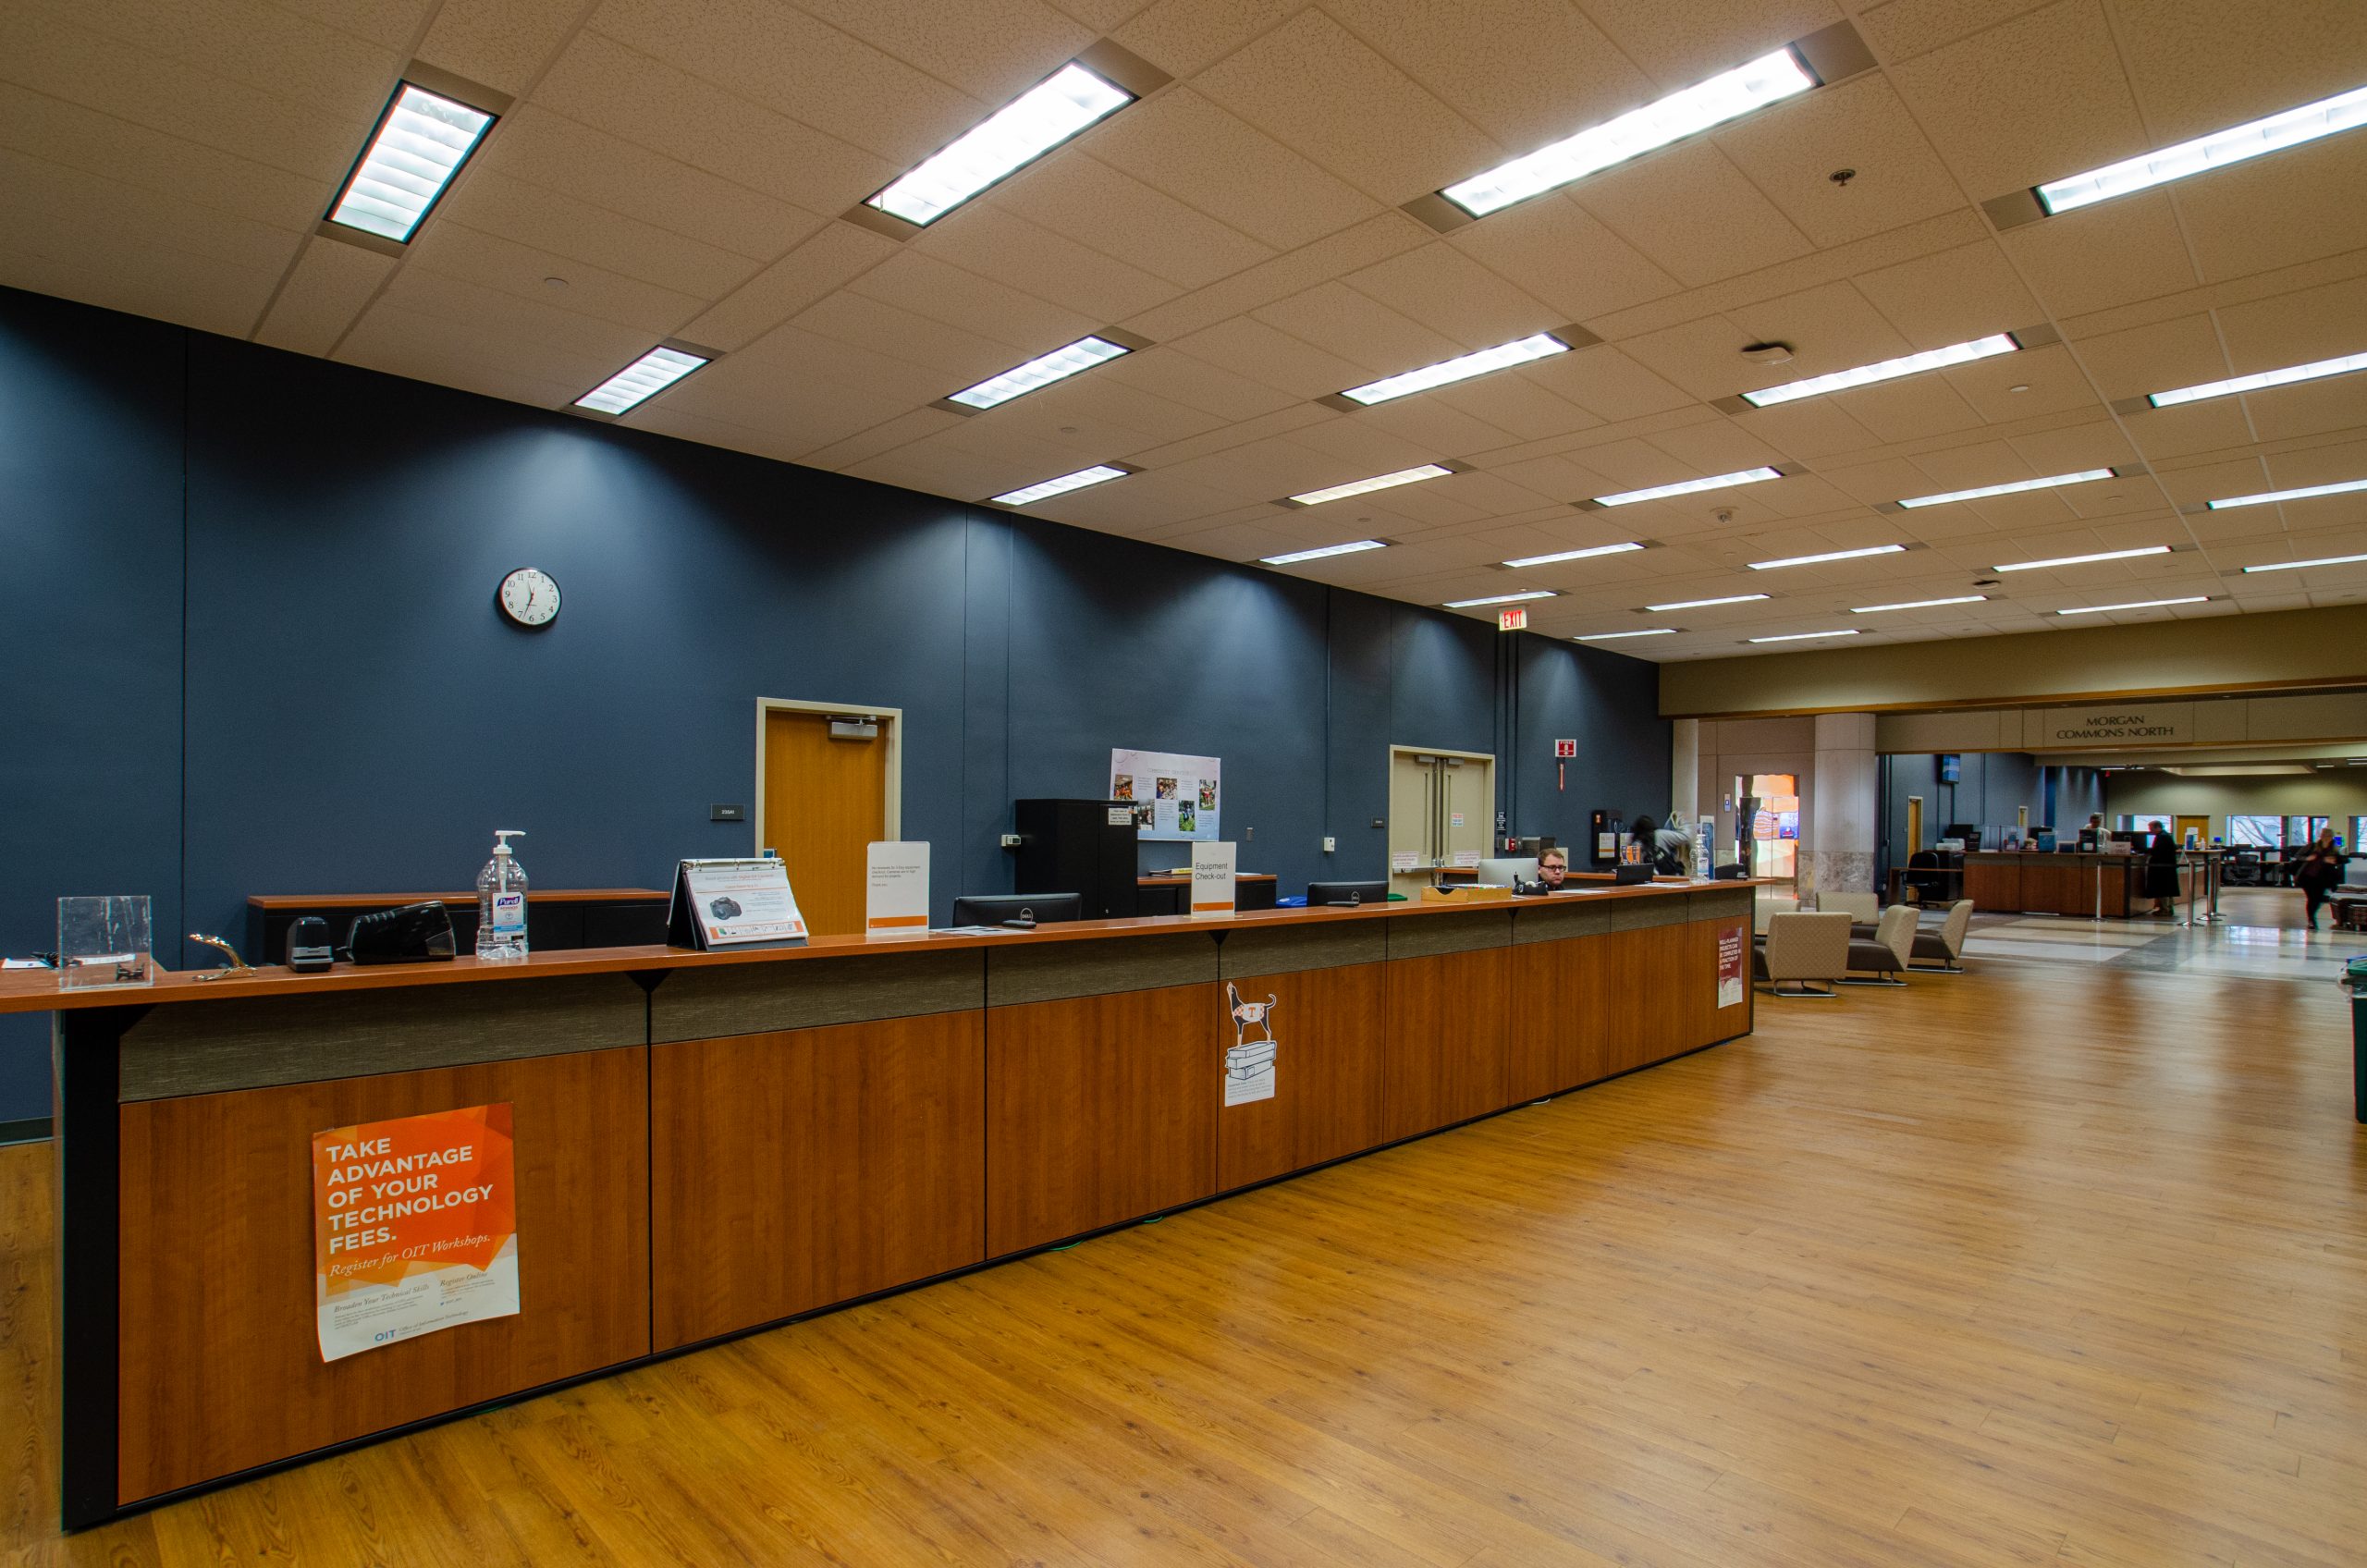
[1752,911,1851,998]
[1909,899,1973,972]
[1841,903,1916,986]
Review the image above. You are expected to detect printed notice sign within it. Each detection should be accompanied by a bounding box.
[1391,849,1418,872]
[1717,925,1746,1008]
[1223,983,1278,1107]
[865,841,930,933]
[1191,840,1237,916]
[676,858,807,948]
[1110,747,1221,842]
[313,1104,518,1363]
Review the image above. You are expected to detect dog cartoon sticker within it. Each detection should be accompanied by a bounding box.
[1223,983,1279,1106]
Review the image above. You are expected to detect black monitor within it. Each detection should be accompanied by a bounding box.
[1306,880,1388,907]
[1512,835,1557,857]
[950,893,1081,927]
[1940,822,1980,846]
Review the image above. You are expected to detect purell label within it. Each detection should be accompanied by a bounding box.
[491,891,525,935]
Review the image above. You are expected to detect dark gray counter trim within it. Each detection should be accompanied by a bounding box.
[1385,909,1512,958]
[653,949,984,1042]
[1221,922,1386,978]
[1508,900,1612,943]
[987,933,1220,1007]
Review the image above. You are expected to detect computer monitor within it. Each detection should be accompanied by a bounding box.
[1511,836,1556,858]
[1941,823,1980,848]
[1306,880,1388,907]
[950,893,1081,927]
[1475,857,1539,887]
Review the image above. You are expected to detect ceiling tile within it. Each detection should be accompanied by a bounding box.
[1343,396,1523,459]
[253,235,396,356]
[1569,0,1838,88]
[1717,76,1966,249]
[1191,8,1503,205]
[796,406,965,470]
[1084,88,1382,253]
[848,250,1095,355]
[2171,142,2367,286]
[1254,280,1459,378]
[1342,240,1562,349]
[1575,141,1815,288]
[417,0,589,96]
[2001,190,2201,320]
[681,222,898,351]
[1885,0,2144,199]
[1111,0,1306,80]
[1322,0,1652,152]
[1523,345,1697,423]
[2111,0,2367,146]
[436,168,760,298]
[1443,192,1681,325]
[1853,0,2054,65]
[788,0,1092,101]
[1122,210,1431,343]
[1166,313,1380,400]
[1855,240,2044,349]
[1094,346,1303,423]
[28,0,398,120]
[989,153,1276,289]
[0,80,325,234]
[407,220,705,336]
[914,203,1181,323]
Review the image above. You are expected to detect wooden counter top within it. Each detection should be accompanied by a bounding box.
[3,877,1772,1016]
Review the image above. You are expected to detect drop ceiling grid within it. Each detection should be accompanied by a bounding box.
[0,0,2361,659]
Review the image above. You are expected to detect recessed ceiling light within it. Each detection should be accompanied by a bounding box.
[1261,539,1389,566]
[1740,333,2019,408]
[1993,545,2170,572]
[1594,466,1784,508]
[1502,541,1646,569]
[2036,81,2367,215]
[1748,629,1860,643]
[2055,597,2210,615]
[946,335,1132,410]
[866,62,1133,227]
[573,345,710,416]
[1340,332,1571,406]
[2239,552,2367,574]
[326,82,497,243]
[1440,47,1817,217]
[1851,595,1988,614]
[1444,590,1557,608]
[2206,477,2367,509]
[1286,464,1453,507]
[1576,628,1678,641]
[1647,593,1771,611]
[2146,351,2367,409]
[1896,468,2115,508]
[1748,543,1904,570]
[990,464,1130,506]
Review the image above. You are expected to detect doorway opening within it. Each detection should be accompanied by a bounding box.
[1735,774,1799,886]
[1388,746,1495,894]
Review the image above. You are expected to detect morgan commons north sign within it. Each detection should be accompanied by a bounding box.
[2039,704,2194,745]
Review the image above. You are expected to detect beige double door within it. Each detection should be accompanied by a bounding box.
[1389,746,1496,893]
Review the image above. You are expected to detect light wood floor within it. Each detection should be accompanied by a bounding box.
[6,925,2364,1565]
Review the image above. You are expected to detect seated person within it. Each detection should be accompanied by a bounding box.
[1535,846,1568,890]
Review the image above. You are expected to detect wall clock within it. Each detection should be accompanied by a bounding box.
[497,567,560,629]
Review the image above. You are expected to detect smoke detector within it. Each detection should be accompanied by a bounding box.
[1741,341,1794,365]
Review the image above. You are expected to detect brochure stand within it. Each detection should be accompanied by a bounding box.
[666,858,809,951]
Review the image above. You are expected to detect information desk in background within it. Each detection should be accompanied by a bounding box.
[1958,851,2205,916]
[13,879,1764,1528]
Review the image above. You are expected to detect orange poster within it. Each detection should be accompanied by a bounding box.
[312,1104,519,1363]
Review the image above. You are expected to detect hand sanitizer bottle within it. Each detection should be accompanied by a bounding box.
[476,830,528,962]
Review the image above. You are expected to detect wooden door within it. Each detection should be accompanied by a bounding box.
[2175,814,2210,847]
[762,710,889,936]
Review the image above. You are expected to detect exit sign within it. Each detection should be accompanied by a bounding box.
[1553,738,1576,758]
[1497,606,1528,631]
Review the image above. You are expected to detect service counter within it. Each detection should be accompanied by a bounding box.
[8,879,1766,1527]
[1960,851,2199,916]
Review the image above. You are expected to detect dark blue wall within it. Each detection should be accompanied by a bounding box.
[1883,751,2051,864]
[0,284,1670,1124]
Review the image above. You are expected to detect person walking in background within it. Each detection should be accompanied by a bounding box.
[1656,813,1697,876]
[2144,819,2180,915]
[1630,815,1683,875]
[2295,826,2343,930]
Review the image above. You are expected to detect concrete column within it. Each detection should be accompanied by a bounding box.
[1670,718,1699,822]
[1803,712,1877,897]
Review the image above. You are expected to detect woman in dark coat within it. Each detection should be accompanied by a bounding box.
[2143,819,2180,915]
[2295,827,2344,930]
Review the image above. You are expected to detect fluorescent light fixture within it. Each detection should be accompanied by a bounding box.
[947,335,1130,410]
[1261,539,1389,566]
[1896,468,2115,508]
[1646,593,1769,611]
[573,346,709,416]
[1740,333,2017,408]
[1852,595,1988,614]
[2208,477,2367,509]
[1748,543,1905,570]
[1444,590,1556,608]
[327,83,495,243]
[1748,630,1860,643]
[1442,48,1816,217]
[1594,466,1783,508]
[1576,628,1678,641]
[866,63,1132,227]
[991,464,1129,506]
[1341,332,1570,406]
[1287,464,1453,507]
[2036,82,2367,215]
[1993,545,2170,572]
[2055,597,2210,616]
[2240,553,2367,574]
[2147,351,2367,409]
[1502,541,1646,569]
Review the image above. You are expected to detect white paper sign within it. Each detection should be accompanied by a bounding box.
[865,841,930,934]
[1223,983,1278,1107]
[1452,850,1480,868]
[1110,747,1221,842]
[1191,841,1237,917]
[683,859,807,946]
[1390,849,1418,873]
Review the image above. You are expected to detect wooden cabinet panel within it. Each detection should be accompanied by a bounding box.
[2023,859,2080,915]
[1217,962,1387,1191]
[1963,857,2020,911]
[1383,948,1509,1142]
[1507,937,1613,1100]
[650,1011,985,1352]
[116,1047,649,1505]
[986,984,1217,1256]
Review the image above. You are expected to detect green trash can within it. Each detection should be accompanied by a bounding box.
[2349,958,2367,1122]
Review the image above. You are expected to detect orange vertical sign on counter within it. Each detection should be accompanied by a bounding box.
[311,1104,519,1362]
